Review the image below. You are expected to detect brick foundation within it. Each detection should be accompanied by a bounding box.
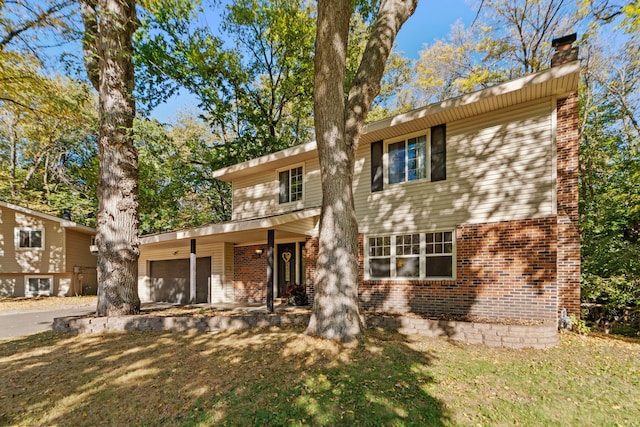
[234,244,269,303]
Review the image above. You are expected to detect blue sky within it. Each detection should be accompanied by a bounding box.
[150,0,477,122]
[396,0,476,59]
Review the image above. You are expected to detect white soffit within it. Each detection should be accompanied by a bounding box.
[360,60,580,143]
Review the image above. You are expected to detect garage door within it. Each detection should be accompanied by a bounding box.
[149,257,211,304]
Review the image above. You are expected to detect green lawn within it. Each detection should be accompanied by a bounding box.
[0,327,638,426]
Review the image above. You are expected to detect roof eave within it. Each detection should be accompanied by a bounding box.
[211,60,580,181]
[212,141,318,182]
[139,207,321,245]
[0,201,96,234]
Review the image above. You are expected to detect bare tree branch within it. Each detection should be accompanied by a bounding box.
[0,0,74,50]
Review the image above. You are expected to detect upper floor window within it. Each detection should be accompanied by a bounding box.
[17,229,43,249]
[371,124,446,192]
[388,136,427,184]
[279,166,303,204]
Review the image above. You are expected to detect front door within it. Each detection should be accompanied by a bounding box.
[277,243,296,297]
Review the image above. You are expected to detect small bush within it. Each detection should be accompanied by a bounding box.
[581,274,640,308]
[570,314,590,335]
[284,284,308,306]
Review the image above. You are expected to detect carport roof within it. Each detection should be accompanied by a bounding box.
[139,207,321,246]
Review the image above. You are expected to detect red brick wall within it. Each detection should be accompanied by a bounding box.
[303,218,558,322]
[234,244,268,303]
[304,238,319,302]
[556,92,581,317]
[357,217,559,322]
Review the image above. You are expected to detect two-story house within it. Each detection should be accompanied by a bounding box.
[0,201,98,297]
[138,53,580,324]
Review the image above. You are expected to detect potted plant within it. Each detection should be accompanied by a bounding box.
[284,284,308,306]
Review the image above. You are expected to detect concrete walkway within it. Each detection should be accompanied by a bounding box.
[0,306,96,339]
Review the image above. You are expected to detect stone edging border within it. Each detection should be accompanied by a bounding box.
[53,313,558,349]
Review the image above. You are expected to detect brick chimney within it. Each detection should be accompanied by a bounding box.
[551,33,578,67]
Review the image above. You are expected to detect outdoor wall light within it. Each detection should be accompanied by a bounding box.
[255,248,263,257]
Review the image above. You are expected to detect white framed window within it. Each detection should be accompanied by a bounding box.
[384,124,446,187]
[24,276,53,297]
[366,230,455,280]
[425,231,454,278]
[369,236,391,278]
[278,165,304,204]
[388,134,428,185]
[15,228,44,249]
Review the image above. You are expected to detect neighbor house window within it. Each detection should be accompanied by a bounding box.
[17,229,43,249]
[385,124,446,187]
[278,166,303,203]
[367,231,454,279]
[25,276,53,297]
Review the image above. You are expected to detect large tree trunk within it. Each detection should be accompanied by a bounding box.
[305,0,361,340]
[81,0,140,316]
[306,0,418,341]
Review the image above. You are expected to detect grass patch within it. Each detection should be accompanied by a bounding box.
[0,328,638,426]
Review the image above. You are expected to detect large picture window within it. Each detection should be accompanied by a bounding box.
[278,166,303,204]
[367,231,454,279]
[17,229,43,249]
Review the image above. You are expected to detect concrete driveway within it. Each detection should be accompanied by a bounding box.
[0,304,96,339]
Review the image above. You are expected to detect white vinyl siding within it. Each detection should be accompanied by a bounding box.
[355,98,555,236]
[232,158,321,220]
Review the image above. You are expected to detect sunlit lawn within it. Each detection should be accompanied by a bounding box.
[0,327,638,426]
